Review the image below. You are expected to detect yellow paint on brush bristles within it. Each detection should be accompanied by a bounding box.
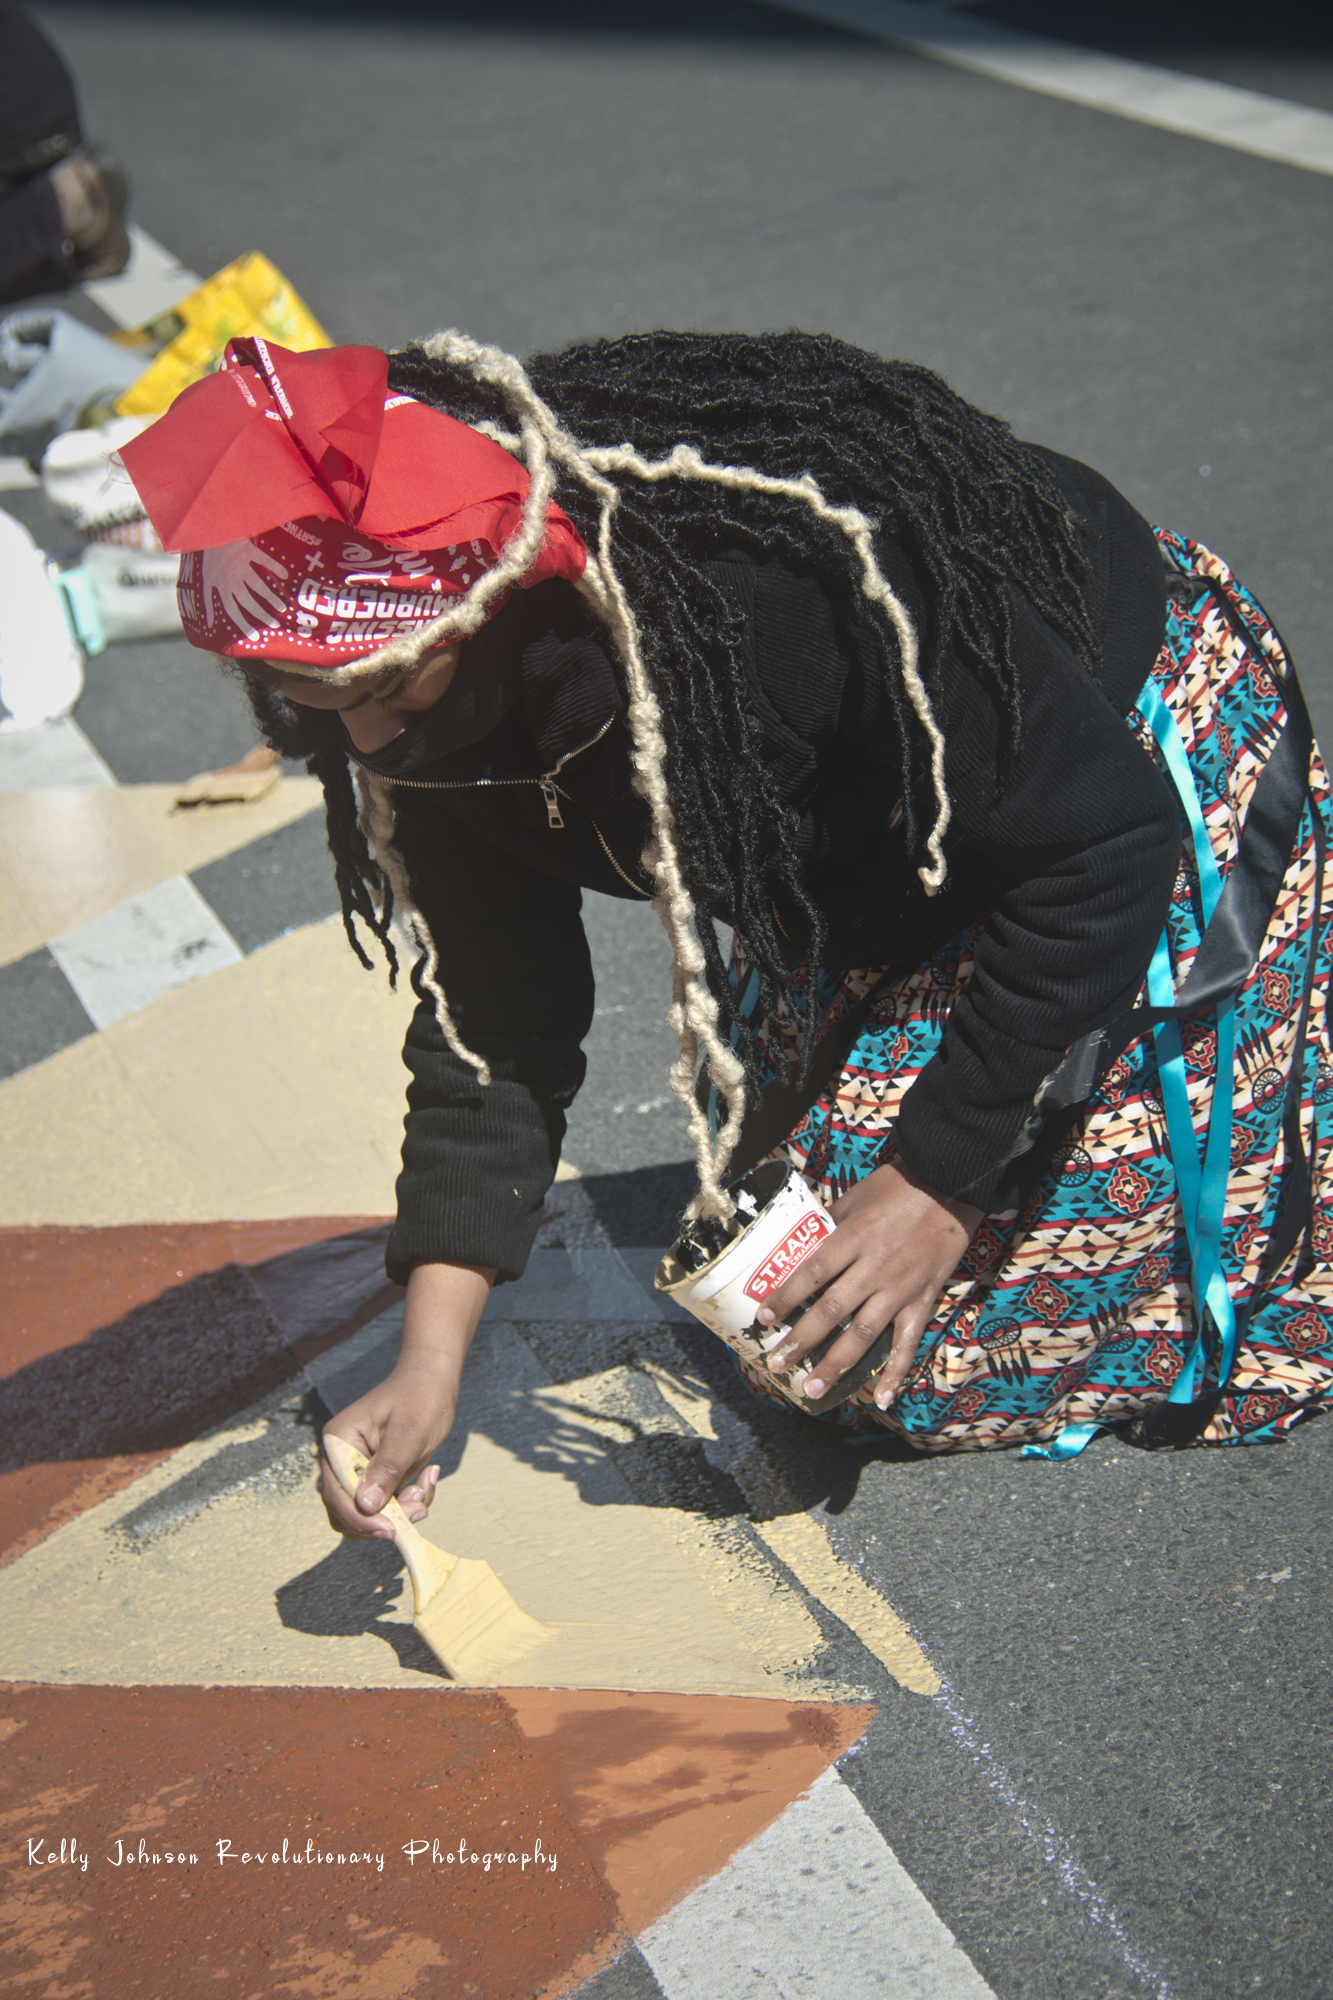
[322,1433,556,1683]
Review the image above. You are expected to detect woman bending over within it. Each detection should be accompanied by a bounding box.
[121,329,1333,1535]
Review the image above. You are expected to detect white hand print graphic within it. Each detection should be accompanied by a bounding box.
[200,541,291,639]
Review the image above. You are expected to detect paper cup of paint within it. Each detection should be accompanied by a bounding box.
[654,1159,895,1414]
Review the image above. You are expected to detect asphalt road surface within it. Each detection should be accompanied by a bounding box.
[21,3,1333,1994]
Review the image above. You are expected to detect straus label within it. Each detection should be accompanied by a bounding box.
[743,1211,833,1303]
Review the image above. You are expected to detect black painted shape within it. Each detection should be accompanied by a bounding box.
[190,810,338,954]
[0,947,94,1078]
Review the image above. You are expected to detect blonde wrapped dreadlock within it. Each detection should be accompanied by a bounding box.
[267,330,939,1221]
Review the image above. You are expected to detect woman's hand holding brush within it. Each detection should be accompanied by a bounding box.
[319,1258,495,1539]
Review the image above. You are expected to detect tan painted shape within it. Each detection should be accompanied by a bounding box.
[640,1359,718,1440]
[656,1509,825,1674]
[512,1361,822,1673]
[458,1333,831,1688]
[324,1431,558,1681]
[757,1514,940,1695]
[0,1033,218,1223]
[0,777,321,964]
[0,859,37,970]
[0,918,415,1225]
[641,1347,940,1696]
[0,1384,842,1699]
[0,1248,922,1706]
[418,1431,827,1693]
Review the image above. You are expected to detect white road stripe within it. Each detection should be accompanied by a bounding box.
[49,874,242,1027]
[82,224,202,331]
[0,717,115,789]
[639,1766,995,1999]
[769,0,1333,178]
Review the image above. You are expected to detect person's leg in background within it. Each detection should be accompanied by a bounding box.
[0,0,129,305]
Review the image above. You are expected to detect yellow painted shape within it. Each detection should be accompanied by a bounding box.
[0,778,322,967]
[757,1513,940,1696]
[411,1429,825,1693]
[641,1348,940,1696]
[0,1394,838,1700]
[0,917,415,1225]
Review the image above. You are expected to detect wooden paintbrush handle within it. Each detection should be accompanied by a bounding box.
[322,1431,456,1617]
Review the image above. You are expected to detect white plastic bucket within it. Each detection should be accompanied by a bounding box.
[654,1159,895,1413]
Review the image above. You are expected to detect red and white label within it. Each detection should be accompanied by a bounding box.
[743,1211,833,1303]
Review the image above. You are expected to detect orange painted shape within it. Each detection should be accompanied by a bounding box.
[0,1219,392,1569]
[0,1218,391,1370]
[504,1688,875,1937]
[2,1683,624,2000]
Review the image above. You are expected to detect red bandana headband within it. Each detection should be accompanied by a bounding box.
[116,337,588,668]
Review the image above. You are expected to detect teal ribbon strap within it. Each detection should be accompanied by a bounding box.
[1022,1420,1103,1462]
[1138,681,1239,1403]
[1022,678,1238,1460]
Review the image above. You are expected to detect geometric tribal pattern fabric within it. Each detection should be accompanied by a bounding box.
[739,531,1333,1451]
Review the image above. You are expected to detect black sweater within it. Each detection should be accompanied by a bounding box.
[372,450,1178,1286]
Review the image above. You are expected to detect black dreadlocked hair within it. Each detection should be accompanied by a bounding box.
[250,331,1096,1090]
[241,677,402,981]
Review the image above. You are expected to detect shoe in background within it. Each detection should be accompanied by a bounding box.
[49,145,130,283]
[0,3,130,302]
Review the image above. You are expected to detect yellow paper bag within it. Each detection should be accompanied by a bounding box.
[114,252,331,419]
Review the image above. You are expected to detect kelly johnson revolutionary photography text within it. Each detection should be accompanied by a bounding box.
[27,1835,560,1876]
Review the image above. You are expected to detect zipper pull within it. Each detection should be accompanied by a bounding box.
[539,780,565,830]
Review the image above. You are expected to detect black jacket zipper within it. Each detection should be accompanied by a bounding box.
[349,717,653,897]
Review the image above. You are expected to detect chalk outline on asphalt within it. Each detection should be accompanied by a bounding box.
[768,0,1333,178]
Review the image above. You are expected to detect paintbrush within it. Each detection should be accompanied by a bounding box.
[323,1433,555,1682]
